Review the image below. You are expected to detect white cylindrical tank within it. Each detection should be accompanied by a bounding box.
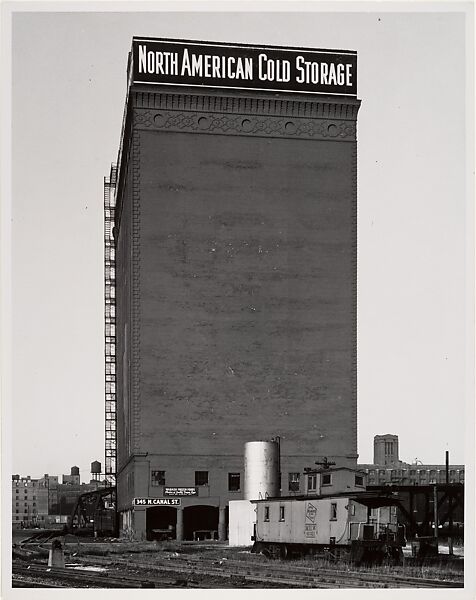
[244,440,280,500]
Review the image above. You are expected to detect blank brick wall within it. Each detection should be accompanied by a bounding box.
[136,129,356,460]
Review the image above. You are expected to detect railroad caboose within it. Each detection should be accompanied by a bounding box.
[251,467,406,564]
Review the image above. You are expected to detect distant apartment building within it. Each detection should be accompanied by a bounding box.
[12,475,49,527]
[12,463,107,527]
[44,474,60,514]
[363,465,465,486]
[359,434,464,486]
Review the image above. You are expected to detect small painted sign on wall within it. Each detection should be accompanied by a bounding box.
[305,502,318,537]
[164,487,198,496]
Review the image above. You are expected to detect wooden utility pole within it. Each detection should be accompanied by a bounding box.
[446,450,454,555]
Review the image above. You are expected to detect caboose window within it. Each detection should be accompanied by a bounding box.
[355,475,364,486]
[330,503,337,520]
[279,506,285,521]
[307,474,317,492]
[264,506,270,521]
[322,474,332,486]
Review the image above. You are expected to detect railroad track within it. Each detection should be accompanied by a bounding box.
[70,553,463,588]
[12,563,209,589]
[16,539,464,588]
[13,554,295,589]
[14,556,337,589]
[176,553,465,588]
[13,576,66,588]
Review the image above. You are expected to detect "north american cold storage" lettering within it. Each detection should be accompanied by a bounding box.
[138,46,253,80]
[137,45,352,87]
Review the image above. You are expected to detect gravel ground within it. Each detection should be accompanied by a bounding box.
[13,533,464,588]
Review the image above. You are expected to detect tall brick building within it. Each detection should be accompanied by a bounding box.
[110,38,361,540]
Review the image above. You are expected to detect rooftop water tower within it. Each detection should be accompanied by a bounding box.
[91,461,102,481]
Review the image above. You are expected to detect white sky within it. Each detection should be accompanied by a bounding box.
[5,4,473,481]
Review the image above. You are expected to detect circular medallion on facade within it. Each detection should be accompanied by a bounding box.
[154,113,166,127]
[285,121,297,134]
[241,119,253,133]
[198,116,210,130]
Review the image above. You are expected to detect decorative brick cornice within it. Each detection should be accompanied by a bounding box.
[131,131,141,453]
[114,89,360,221]
[133,108,356,142]
[132,90,360,121]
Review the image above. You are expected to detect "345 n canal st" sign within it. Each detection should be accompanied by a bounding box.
[133,498,181,506]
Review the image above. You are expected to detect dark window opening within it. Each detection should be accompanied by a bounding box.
[355,475,364,486]
[151,471,165,487]
[264,506,270,522]
[330,503,337,520]
[228,473,240,492]
[279,506,285,521]
[288,473,300,492]
[195,471,209,486]
[322,473,332,486]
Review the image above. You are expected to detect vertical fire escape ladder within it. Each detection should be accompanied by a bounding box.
[104,165,117,487]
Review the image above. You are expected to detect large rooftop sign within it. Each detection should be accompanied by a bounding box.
[132,38,357,96]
